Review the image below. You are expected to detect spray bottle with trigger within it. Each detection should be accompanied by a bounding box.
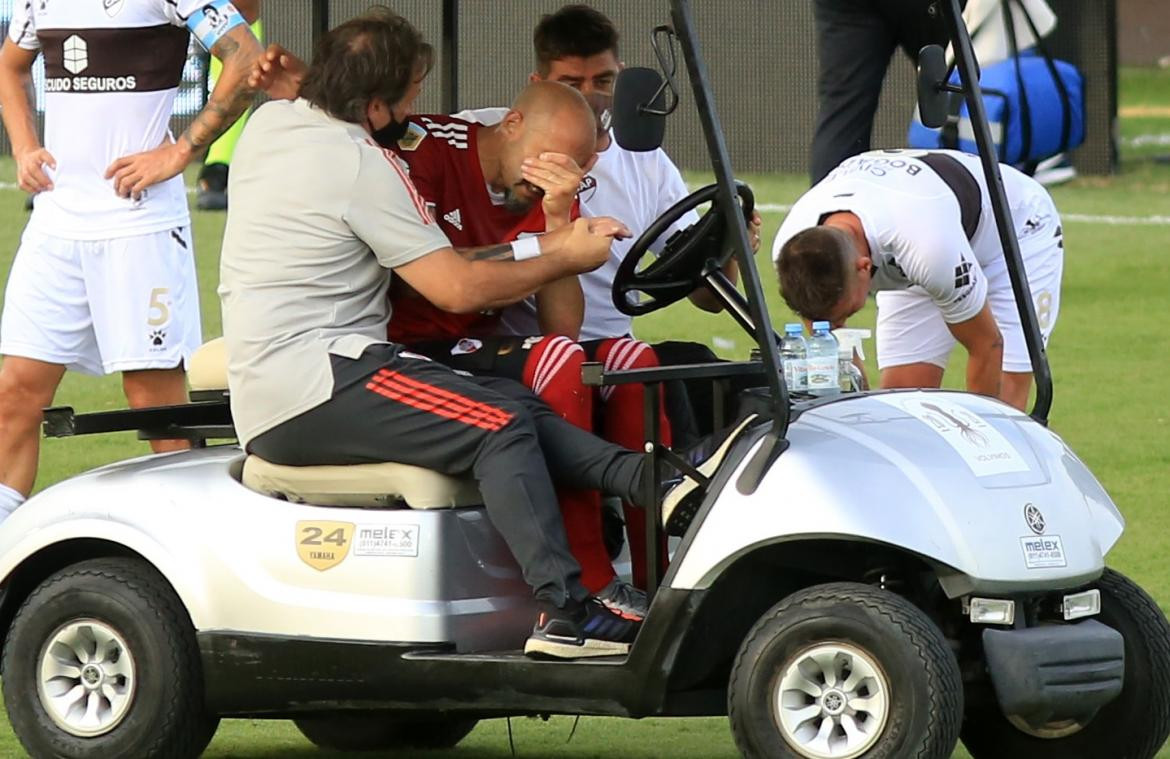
[832,328,872,393]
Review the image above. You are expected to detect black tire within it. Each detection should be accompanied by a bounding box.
[294,711,479,751]
[728,582,962,759]
[2,557,218,759]
[962,568,1170,759]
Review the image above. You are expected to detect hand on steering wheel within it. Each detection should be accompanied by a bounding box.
[612,182,754,316]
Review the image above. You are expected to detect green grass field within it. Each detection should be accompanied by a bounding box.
[0,67,1166,757]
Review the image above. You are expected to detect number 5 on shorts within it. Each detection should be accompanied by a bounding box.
[148,287,171,327]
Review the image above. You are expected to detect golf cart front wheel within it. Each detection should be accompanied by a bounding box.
[961,568,1170,759]
[728,582,962,759]
[294,711,479,751]
[1,557,218,759]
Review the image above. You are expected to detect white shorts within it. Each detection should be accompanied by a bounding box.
[1,226,202,376]
[876,199,1064,375]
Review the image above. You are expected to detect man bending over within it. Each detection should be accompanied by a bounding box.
[773,149,1063,410]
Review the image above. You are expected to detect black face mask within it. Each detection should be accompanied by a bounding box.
[583,91,614,138]
[370,116,410,148]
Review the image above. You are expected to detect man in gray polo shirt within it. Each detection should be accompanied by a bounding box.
[220,8,692,659]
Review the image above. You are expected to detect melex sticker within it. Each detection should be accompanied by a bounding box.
[355,524,420,558]
[296,521,354,571]
[1020,535,1067,569]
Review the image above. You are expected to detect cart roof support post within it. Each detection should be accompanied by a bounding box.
[670,1,790,493]
[941,0,1054,425]
[441,0,459,114]
[310,0,328,44]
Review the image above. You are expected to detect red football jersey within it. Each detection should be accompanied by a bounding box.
[388,114,577,344]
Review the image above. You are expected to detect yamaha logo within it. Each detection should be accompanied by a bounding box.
[1024,503,1046,535]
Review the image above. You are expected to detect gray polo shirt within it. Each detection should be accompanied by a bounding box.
[219,98,450,447]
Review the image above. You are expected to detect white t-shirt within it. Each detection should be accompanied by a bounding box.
[453,108,698,340]
[772,149,1051,324]
[9,0,245,240]
[220,99,451,447]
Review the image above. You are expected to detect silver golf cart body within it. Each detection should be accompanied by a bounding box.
[0,385,1123,652]
[0,1,1159,757]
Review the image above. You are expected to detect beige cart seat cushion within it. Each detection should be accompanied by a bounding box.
[243,455,482,509]
[213,334,479,509]
[189,337,228,392]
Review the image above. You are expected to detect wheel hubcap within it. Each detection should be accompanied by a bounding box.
[774,642,891,759]
[38,619,137,737]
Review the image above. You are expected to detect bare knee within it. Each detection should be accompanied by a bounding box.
[0,362,62,428]
[880,362,945,390]
[122,368,188,409]
[1001,372,1033,411]
[0,388,47,431]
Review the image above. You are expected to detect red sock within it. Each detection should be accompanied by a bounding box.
[595,338,673,590]
[523,336,614,593]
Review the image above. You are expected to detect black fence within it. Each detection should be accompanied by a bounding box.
[0,0,1118,175]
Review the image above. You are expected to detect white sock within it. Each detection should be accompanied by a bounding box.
[0,482,26,520]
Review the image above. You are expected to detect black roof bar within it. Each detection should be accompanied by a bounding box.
[670,0,789,492]
[942,0,1054,424]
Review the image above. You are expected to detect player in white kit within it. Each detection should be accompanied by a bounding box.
[772,148,1064,410]
[0,0,262,522]
[499,5,761,444]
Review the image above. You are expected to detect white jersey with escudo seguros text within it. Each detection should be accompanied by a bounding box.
[8,0,246,239]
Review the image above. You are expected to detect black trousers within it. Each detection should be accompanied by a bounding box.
[410,335,701,447]
[249,344,646,607]
[810,0,956,184]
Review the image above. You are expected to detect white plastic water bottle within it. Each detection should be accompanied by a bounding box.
[806,321,840,396]
[780,323,808,392]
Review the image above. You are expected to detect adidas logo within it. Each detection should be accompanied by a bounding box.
[443,208,463,230]
[421,117,469,149]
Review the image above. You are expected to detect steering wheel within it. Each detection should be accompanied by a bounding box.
[612,182,754,317]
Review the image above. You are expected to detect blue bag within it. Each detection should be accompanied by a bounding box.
[908,1,1085,166]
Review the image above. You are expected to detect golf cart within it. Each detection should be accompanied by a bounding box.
[1,0,1168,757]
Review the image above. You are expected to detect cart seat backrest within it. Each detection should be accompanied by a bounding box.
[189,337,228,392]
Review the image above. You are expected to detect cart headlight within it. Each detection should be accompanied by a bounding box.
[967,597,1016,625]
[1062,589,1101,621]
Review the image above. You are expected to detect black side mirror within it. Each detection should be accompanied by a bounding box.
[917,45,951,128]
[613,67,667,152]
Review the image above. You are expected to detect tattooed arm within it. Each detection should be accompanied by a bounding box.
[459,242,583,336]
[233,0,261,23]
[104,23,263,199]
[180,26,262,154]
[457,243,520,262]
[390,243,518,303]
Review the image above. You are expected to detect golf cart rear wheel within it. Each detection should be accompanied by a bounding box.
[1,557,218,759]
[294,711,479,751]
[962,568,1170,759]
[728,582,962,759]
